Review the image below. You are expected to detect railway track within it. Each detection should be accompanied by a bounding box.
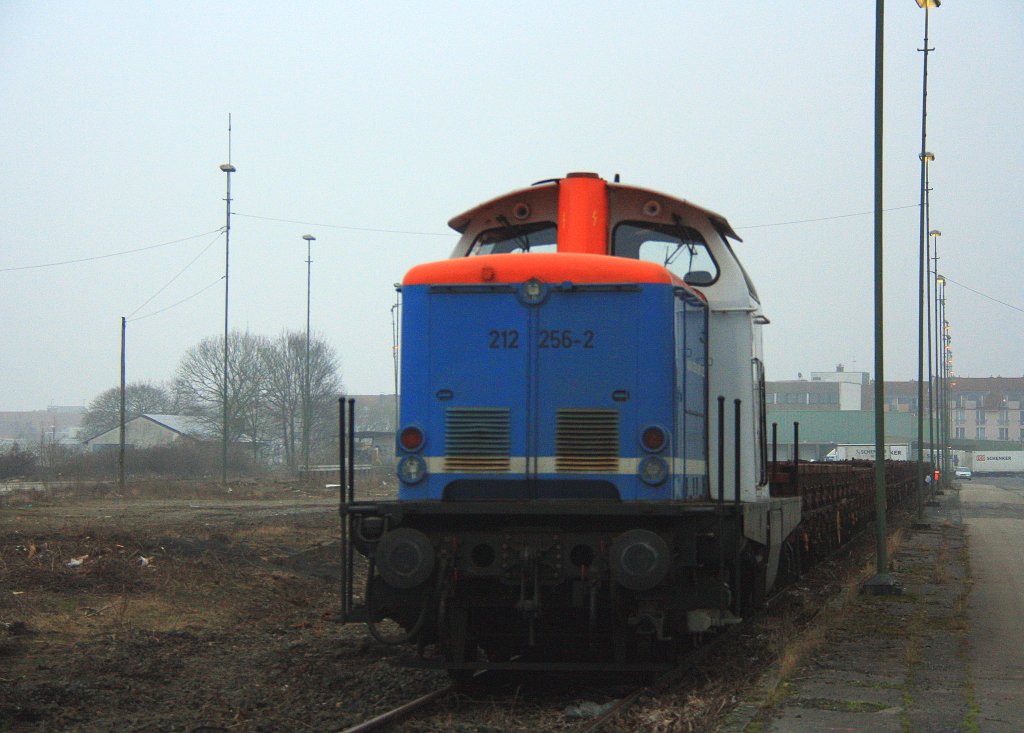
[337,625,745,733]
[337,684,455,733]
[576,623,746,733]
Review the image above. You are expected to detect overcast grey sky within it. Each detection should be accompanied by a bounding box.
[1,2,1021,412]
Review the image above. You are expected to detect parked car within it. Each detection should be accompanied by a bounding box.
[955,467,972,480]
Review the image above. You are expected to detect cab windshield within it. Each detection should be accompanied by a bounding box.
[468,221,557,255]
[613,221,718,285]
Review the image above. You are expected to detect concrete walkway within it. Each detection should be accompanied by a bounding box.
[962,477,1024,732]
[720,483,988,732]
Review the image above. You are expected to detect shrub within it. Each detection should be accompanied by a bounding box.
[0,444,36,479]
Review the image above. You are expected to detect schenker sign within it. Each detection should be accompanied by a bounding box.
[969,451,1024,473]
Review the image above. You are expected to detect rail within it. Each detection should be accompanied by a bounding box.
[336,684,454,733]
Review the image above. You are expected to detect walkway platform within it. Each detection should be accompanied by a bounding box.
[718,482,1016,732]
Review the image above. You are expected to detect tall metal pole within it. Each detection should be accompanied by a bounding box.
[865,0,897,594]
[925,229,937,475]
[914,153,933,525]
[935,246,942,480]
[937,277,946,483]
[925,220,933,468]
[873,0,886,564]
[220,117,236,488]
[939,278,950,483]
[915,0,937,523]
[302,233,316,475]
[938,289,944,478]
[119,316,126,492]
[937,278,946,483]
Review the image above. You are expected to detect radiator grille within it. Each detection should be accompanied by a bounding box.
[556,409,620,472]
[444,407,511,472]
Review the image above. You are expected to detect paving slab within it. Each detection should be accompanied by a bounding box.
[718,486,974,732]
[962,478,1024,732]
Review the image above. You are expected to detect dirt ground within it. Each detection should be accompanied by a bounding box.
[1,479,901,733]
[0,479,448,732]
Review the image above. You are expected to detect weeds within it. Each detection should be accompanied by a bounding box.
[932,539,950,585]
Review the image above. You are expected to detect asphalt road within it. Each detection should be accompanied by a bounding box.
[961,475,1024,732]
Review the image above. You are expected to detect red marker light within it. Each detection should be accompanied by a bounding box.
[399,426,424,451]
[641,426,667,452]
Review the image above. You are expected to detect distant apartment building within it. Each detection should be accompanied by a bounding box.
[878,378,1024,443]
[945,377,1024,443]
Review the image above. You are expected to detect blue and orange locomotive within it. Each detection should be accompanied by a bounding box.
[343,173,800,673]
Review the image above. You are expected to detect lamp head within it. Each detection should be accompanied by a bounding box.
[929,229,941,237]
[302,234,316,242]
[220,163,236,173]
[920,152,935,162]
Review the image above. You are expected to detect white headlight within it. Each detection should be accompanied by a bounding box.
[638,456,668,486]
[398,455,427,485]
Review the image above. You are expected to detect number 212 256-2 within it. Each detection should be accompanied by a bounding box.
[487,329,595,349]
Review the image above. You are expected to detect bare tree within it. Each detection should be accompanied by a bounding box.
[173,330,342,469]
[81,382,173,440]
[307,332,344,460]
[261,330,343,468]
[261,332,303,468]
[173,331,271,442]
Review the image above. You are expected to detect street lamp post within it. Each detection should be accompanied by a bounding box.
[119,316,127,493]
[915,151,934,525]
[937,274,949,483]
[863,0,897,594]
[914,0,939,523]
[220,161,236,487]
[302,234,316,476]
[929,229,942,477]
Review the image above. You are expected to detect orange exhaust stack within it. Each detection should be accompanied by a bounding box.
[557,173,608,255]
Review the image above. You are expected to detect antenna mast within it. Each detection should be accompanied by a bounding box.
[220,114,236,487]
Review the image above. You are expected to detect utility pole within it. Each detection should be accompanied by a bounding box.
[119,316,126,492]
[929,230,942,480]
[220,115,236,488]
[302,233,316,476]
[914,0,939,528]
[864,0,899,595]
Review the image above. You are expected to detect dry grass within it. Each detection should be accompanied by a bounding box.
[931,538,950,585]
[903,612,925,667]
[0,482,341,641]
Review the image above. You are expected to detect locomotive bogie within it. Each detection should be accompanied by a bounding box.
[351,500,768,656]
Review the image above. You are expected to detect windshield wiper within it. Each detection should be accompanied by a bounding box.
[496,215,531,252]
[666,214,698,269]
